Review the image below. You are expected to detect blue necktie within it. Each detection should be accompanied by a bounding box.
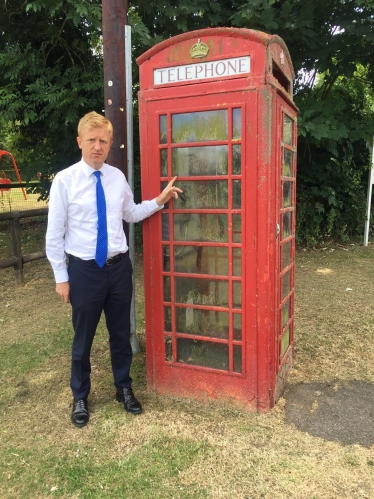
[93,171,108,267]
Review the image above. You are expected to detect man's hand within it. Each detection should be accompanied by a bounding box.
[156,176,183,206]
[56,282,70,304]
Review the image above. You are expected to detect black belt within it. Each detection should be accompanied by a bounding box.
[69,253,127,266]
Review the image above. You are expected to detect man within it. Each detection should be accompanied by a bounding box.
[46,111,181,427]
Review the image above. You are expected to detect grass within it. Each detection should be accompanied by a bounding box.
[0,189,47,213]
[2,437,208,498]
[0,222,374,498]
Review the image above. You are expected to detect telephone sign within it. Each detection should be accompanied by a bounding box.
[154,56,250,85]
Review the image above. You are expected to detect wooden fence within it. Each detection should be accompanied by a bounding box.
[0,208,48,284]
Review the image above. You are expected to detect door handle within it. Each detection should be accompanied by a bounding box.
[276,223,280,239]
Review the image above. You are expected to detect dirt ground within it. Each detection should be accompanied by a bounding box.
[284,245,374,450]
[1,225,374,498]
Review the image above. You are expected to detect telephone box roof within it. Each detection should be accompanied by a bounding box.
[136,27,294,77]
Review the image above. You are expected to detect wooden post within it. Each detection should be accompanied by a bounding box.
[102,0,130,261]
[102,0,128,176]
[10,212,23,284]
[102,0,140,353]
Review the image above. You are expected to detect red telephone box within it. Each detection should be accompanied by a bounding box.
[137,28,297,412]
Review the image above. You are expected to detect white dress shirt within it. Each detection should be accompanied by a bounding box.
[46,159,162,283]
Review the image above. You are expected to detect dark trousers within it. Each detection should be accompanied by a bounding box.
[68,254,133,400]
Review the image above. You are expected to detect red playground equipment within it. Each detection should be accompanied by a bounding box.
[0,150,27,200]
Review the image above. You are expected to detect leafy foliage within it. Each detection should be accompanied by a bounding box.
[1,0,374,243]
[130,0,374,244]
[297,66,374,245]
[0,0,103,184]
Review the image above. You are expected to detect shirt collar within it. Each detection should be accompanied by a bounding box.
[80,158,109,177]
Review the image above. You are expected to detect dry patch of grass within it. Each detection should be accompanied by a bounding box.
[1,232,374,498]
[293,244,374,383]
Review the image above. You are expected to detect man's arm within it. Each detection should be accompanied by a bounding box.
[46,174,70,302]
[122,176,183,223]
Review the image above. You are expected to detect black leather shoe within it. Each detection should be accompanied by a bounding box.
[71,398,89,427]
[116,387,142,415]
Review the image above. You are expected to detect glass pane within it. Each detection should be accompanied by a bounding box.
[174,214,228,242]
[162,213,170,241]
[174,246,228,276]
[284,115,293,146]
[164,276,171,302]
[233,314,242,341]
[175,277,229,307]
[282,211,292,239]
[233,248,241,276]
[282,269,291,300]
[172,146,228,176]
[283,181,292,208]
[233,180,241,208]
[283,148,293,177]
[233,281,242,309]
[165,336,172,362]
[281,327,290,358]
[160,181,169,209]
[177,338,229,370]
[232,214,241,243]
[282,299,290,328]
[160,115,167,144]
[233,345,242,373]
[160,149,168,177]
[173,180,228,209]
[176,307,229,339]
[164,306,172,332]
[282,241,291,270]
[172,110,228,143]
[233,108,242,139]
[163,245,170,271]
[233,145,241,175]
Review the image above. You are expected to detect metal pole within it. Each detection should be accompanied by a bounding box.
[125,25,140,353]
[364,139,374,246]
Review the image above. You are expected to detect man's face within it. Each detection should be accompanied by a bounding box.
[77,127,113,170]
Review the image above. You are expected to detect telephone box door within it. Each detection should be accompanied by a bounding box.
[274,95,297,398]
[141,93,258,403]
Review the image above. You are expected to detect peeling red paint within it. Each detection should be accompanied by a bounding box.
[138,27,297,412]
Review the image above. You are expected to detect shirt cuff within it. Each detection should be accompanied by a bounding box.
[54,268,69,283]
[152,198,164,210]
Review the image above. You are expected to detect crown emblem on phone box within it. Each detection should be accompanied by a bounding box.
[190,39,209,59]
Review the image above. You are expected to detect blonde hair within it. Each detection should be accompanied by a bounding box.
[78,111,113,139]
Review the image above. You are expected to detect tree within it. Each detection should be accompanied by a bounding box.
[130,0,374,243]
[0,0,103,187]
[1,0,374,241]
